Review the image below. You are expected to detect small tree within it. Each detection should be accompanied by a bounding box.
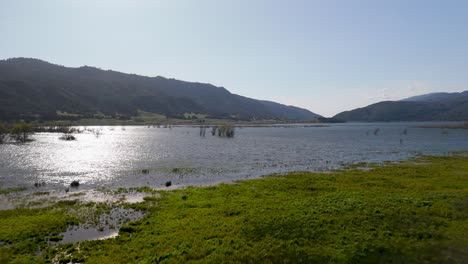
[0,123,7,144]
[10,123,34,143]
[56,121,77,140]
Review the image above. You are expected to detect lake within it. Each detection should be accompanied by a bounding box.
[1,122,468,192]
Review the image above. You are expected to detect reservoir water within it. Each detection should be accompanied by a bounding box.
[1,122,467,191]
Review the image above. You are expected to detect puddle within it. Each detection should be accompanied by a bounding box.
[60,228,119,244]
[57,207,145,244]
[59,189,120,203]
[124,192,154,203]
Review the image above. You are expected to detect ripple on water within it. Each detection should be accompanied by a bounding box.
[0,123,467,191]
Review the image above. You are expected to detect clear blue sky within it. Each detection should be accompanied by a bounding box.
[1,0,468,116]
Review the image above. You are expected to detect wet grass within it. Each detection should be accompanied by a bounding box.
[67,155,468,263]
[1,155,468,263]
[0,187,27,195]
[0,200,144,263]
[0,202,79,263]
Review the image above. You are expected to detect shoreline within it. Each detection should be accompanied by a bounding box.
[1,154,467,263]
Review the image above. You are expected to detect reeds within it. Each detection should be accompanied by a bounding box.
[199,126,208,137]
[210,124,235,138]
[373,128,380,136]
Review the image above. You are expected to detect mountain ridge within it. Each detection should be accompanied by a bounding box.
[333,91,468,122]
[0,58,320,122]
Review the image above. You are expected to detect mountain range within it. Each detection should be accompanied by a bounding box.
[2,57,467,123]
[0,58,320,122]
[333,91,468,122]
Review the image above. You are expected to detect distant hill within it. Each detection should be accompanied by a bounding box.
[402,91,468,103]
[0,58,320,122]
[333,91,468,122]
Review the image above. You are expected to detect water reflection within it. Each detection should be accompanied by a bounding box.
[0,123,467,191]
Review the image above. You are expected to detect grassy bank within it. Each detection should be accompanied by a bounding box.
[2,155,468,263]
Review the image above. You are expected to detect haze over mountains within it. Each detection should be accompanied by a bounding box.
[334,91,468,122]
[0,58,320,122]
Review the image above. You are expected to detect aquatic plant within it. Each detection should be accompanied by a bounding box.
[199,126,207,137]
[34,181,46,188]
[211,124,235,138]
[373,127,380,136]
[59,134,76,141]
[87,128,102,138]
[34,121,81,134]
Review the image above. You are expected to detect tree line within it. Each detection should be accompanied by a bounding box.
[0,123,34,143]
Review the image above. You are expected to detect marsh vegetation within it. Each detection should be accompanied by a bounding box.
[1,155,467,263]
[210,124,235,138]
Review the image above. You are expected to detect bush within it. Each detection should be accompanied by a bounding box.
[211,124,235,138]
[218,124,235,138]
[70,181,80,188]
[10,123,34,143]
[59,134,76,141]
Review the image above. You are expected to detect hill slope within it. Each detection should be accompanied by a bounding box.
[402,91,468,103]
[0,58,320,121]
[333,91,468,122]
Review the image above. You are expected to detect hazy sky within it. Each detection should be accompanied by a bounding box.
[1,0,468,116]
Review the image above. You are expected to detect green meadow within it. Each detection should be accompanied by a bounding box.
[1,155,467,263]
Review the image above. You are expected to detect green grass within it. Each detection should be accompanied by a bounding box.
[56,111,82,117]
[183,112,208,119]
[0,205,79,263]
[0,187,27,195]
[2,155,468,263]
[0,200,131,263]
[70,156,468,263]
[137,110,167,119]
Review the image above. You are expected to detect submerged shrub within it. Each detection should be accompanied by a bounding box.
[70,180,80,188]
[199,126,207,137]
[373,128,380,136]
[10,123,34,143]
[59,134,76,141]
[211,124,235,138]
[35,121,80,133]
